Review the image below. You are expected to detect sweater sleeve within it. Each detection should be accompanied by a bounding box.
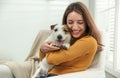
[46,36,97,65]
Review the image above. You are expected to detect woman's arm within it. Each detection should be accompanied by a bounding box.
[46,36,97,65]
[40,41,60,52]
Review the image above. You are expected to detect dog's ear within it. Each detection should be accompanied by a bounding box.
[50,24,57,30]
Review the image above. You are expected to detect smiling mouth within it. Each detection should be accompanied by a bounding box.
[72,30,80,34]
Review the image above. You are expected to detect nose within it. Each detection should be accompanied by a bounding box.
[72,23,79,29]
[57,35,62,40]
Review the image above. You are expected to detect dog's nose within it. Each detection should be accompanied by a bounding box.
[57,35,62,40]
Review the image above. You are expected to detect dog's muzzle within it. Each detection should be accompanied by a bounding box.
[56,35,64,47]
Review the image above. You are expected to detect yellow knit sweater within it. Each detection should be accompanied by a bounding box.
[46,35,97,75]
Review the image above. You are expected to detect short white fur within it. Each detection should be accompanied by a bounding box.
[32,25,71,78]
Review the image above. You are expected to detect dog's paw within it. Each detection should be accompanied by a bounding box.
[32,72,40,78]
[32,75,38,78]
[61,43,70,50]
[32,68,47,78]
[60,45,67,49]
[39,68,48,75]
[32,67,44,78]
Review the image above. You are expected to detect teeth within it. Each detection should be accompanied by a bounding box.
[72,30,80,34]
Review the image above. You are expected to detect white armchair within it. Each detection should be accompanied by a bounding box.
[49,50,106,78]
[0,30,106,78]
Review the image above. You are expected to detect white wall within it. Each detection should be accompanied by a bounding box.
[0,0,89,62]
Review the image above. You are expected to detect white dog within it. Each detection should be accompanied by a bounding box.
[32,24,71,78]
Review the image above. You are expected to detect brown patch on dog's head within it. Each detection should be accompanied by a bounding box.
[50,24,57,30]
[63,25,70,34]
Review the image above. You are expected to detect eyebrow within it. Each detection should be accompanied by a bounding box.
[68,20,84,22]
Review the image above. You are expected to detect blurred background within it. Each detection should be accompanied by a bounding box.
[0,0,120,78]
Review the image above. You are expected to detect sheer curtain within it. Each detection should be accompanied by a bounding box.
[95,0,120,77]
[116,0,120,72]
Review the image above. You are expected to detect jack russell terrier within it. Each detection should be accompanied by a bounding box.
[32,24,71,78]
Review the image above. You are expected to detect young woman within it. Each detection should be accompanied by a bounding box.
[39,1,103,78]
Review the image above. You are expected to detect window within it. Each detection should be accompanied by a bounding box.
[95,0,120,77]
[116,0,120,71]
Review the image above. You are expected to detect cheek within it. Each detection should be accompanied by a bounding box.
[80,23,86,31]
[83,26,86,33]
[82,26,86,31]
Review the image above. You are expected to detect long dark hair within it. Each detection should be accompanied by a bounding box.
[62,2,103,52]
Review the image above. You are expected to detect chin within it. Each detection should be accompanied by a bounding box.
[72,34,81,38]
[73,36,80,38]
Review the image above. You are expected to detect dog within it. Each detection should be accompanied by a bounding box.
[32,24,71,78]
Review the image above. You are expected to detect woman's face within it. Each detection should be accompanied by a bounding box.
[67,11,86,38]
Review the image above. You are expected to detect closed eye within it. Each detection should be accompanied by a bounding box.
[78,21,84,24]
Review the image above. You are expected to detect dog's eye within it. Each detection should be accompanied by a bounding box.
[54,29,58,32]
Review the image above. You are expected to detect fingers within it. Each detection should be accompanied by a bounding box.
[41,41,60,52]
[45,44,60,52]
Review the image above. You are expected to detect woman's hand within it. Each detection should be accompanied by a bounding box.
[40,41,60,52]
